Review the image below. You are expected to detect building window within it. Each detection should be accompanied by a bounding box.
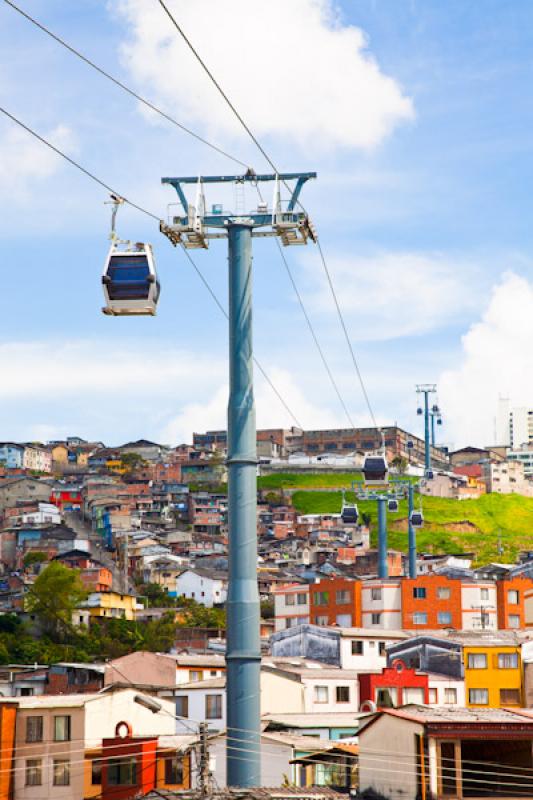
[413,587,426,599]
[480,588,489,601]
[53,760,70,786]
[438,611,452,625]
[437,587,451,599]
[336,613,352,627]
[315,615,329,626]
[428,688,438,704]
[444,688,457,704]
[351,641,364,655]
[469,688,489,705]
[108,758,137,786]
[379,642,387,656]
[336,590,351,604]
[25,716,43,743]
[500,688,521,705]
[91,759,102,785]
[508,614,520,629]
[285,594,295,606]
[413,612,428,625]
[314,686,328,704]
[189,670,202,681]
[371,588,382,601]
[508,590,519,604]
[297,593,307,605]
[371,613,381,625]
[314,591,329,606]
[25,759,42,786]
[165,756,184,785]
[205,694,222,719]
[376,687,397,707]
[498,653,519,669]
[403,687,425,704]
[54,715,71,742]
[467,653,487,669]
[336,686,350,703]
[176,696,189,718]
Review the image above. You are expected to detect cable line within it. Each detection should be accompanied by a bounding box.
[154,0,379,430]
[0,104,303,428]
[273,238,355,429]
[3,0,249,169]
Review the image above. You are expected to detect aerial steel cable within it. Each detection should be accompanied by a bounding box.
[155,0,380,430]
[0,105,303,429]
[2,0,249,169]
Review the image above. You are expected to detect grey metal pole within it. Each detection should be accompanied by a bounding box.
[424,390,431,473]
[408,483,416,579]
[430,413,436,447]
[226,220,261,787]
[377,496,388,578]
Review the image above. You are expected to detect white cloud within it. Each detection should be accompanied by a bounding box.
[439,271,533,447]
[300,250,483,340]
[0,124,76,196]
[0,340,224,399]
[113,0,413,150]
[160,365,343,443]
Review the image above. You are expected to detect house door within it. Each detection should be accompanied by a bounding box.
[438,741,461,799]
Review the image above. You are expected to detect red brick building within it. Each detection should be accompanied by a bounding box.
[309,577,362,628]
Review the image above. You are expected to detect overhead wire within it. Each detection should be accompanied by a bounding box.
[154,0,380,431]
[0,105,302,429]
[4,0,346,431]
[2,0,249,170]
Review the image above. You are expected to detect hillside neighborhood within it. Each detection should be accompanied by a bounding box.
[1,424,533,798]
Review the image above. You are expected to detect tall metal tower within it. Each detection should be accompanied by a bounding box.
[161,172,317,787]
[416,384,436,476]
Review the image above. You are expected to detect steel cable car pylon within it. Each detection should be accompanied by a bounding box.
[102,194,160,316]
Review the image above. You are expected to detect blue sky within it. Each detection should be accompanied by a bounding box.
[1,0,533,447]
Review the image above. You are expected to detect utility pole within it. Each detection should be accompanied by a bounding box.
[408,482,416,579]
[377,496,388,579]
[416,384,437,476]
[198,722,211,799]
[161,171,317,788]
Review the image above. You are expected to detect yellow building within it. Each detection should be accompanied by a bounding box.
[51,444,69,464]
[105,458,128,474]
[464,644,522,708]
[83,591,140,621]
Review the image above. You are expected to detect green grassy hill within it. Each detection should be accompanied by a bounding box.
[258,473,533,563]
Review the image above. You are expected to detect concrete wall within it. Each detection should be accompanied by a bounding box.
[359,713,423,800]
[84,690,176,740]
[271,624,340,665]
[210,735,293,788]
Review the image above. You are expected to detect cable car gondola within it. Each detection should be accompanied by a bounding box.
[362,454,388,486]
[101,195,160,316]
[341,491,359,525]
[410,510,424,528]
[388,498,398,512]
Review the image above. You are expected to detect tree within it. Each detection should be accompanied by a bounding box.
[120,452,148,471]
[23,551,47,568]
[26,562,88,641]
[391,455,408,475]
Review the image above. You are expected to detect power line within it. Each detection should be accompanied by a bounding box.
[154,0,380,431]
[0,104,303,429]
[0,106,160,222]
[2,0,249,170]
[273,238,355,429]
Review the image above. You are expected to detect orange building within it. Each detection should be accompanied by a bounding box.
[309,577,362,628]
[496,576,533,629]
[401,574,462,630]
[0,704,16,800]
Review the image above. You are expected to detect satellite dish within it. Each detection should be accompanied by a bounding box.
[360,700,378,713]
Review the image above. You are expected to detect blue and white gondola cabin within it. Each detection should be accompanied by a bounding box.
[102,242,160,316]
